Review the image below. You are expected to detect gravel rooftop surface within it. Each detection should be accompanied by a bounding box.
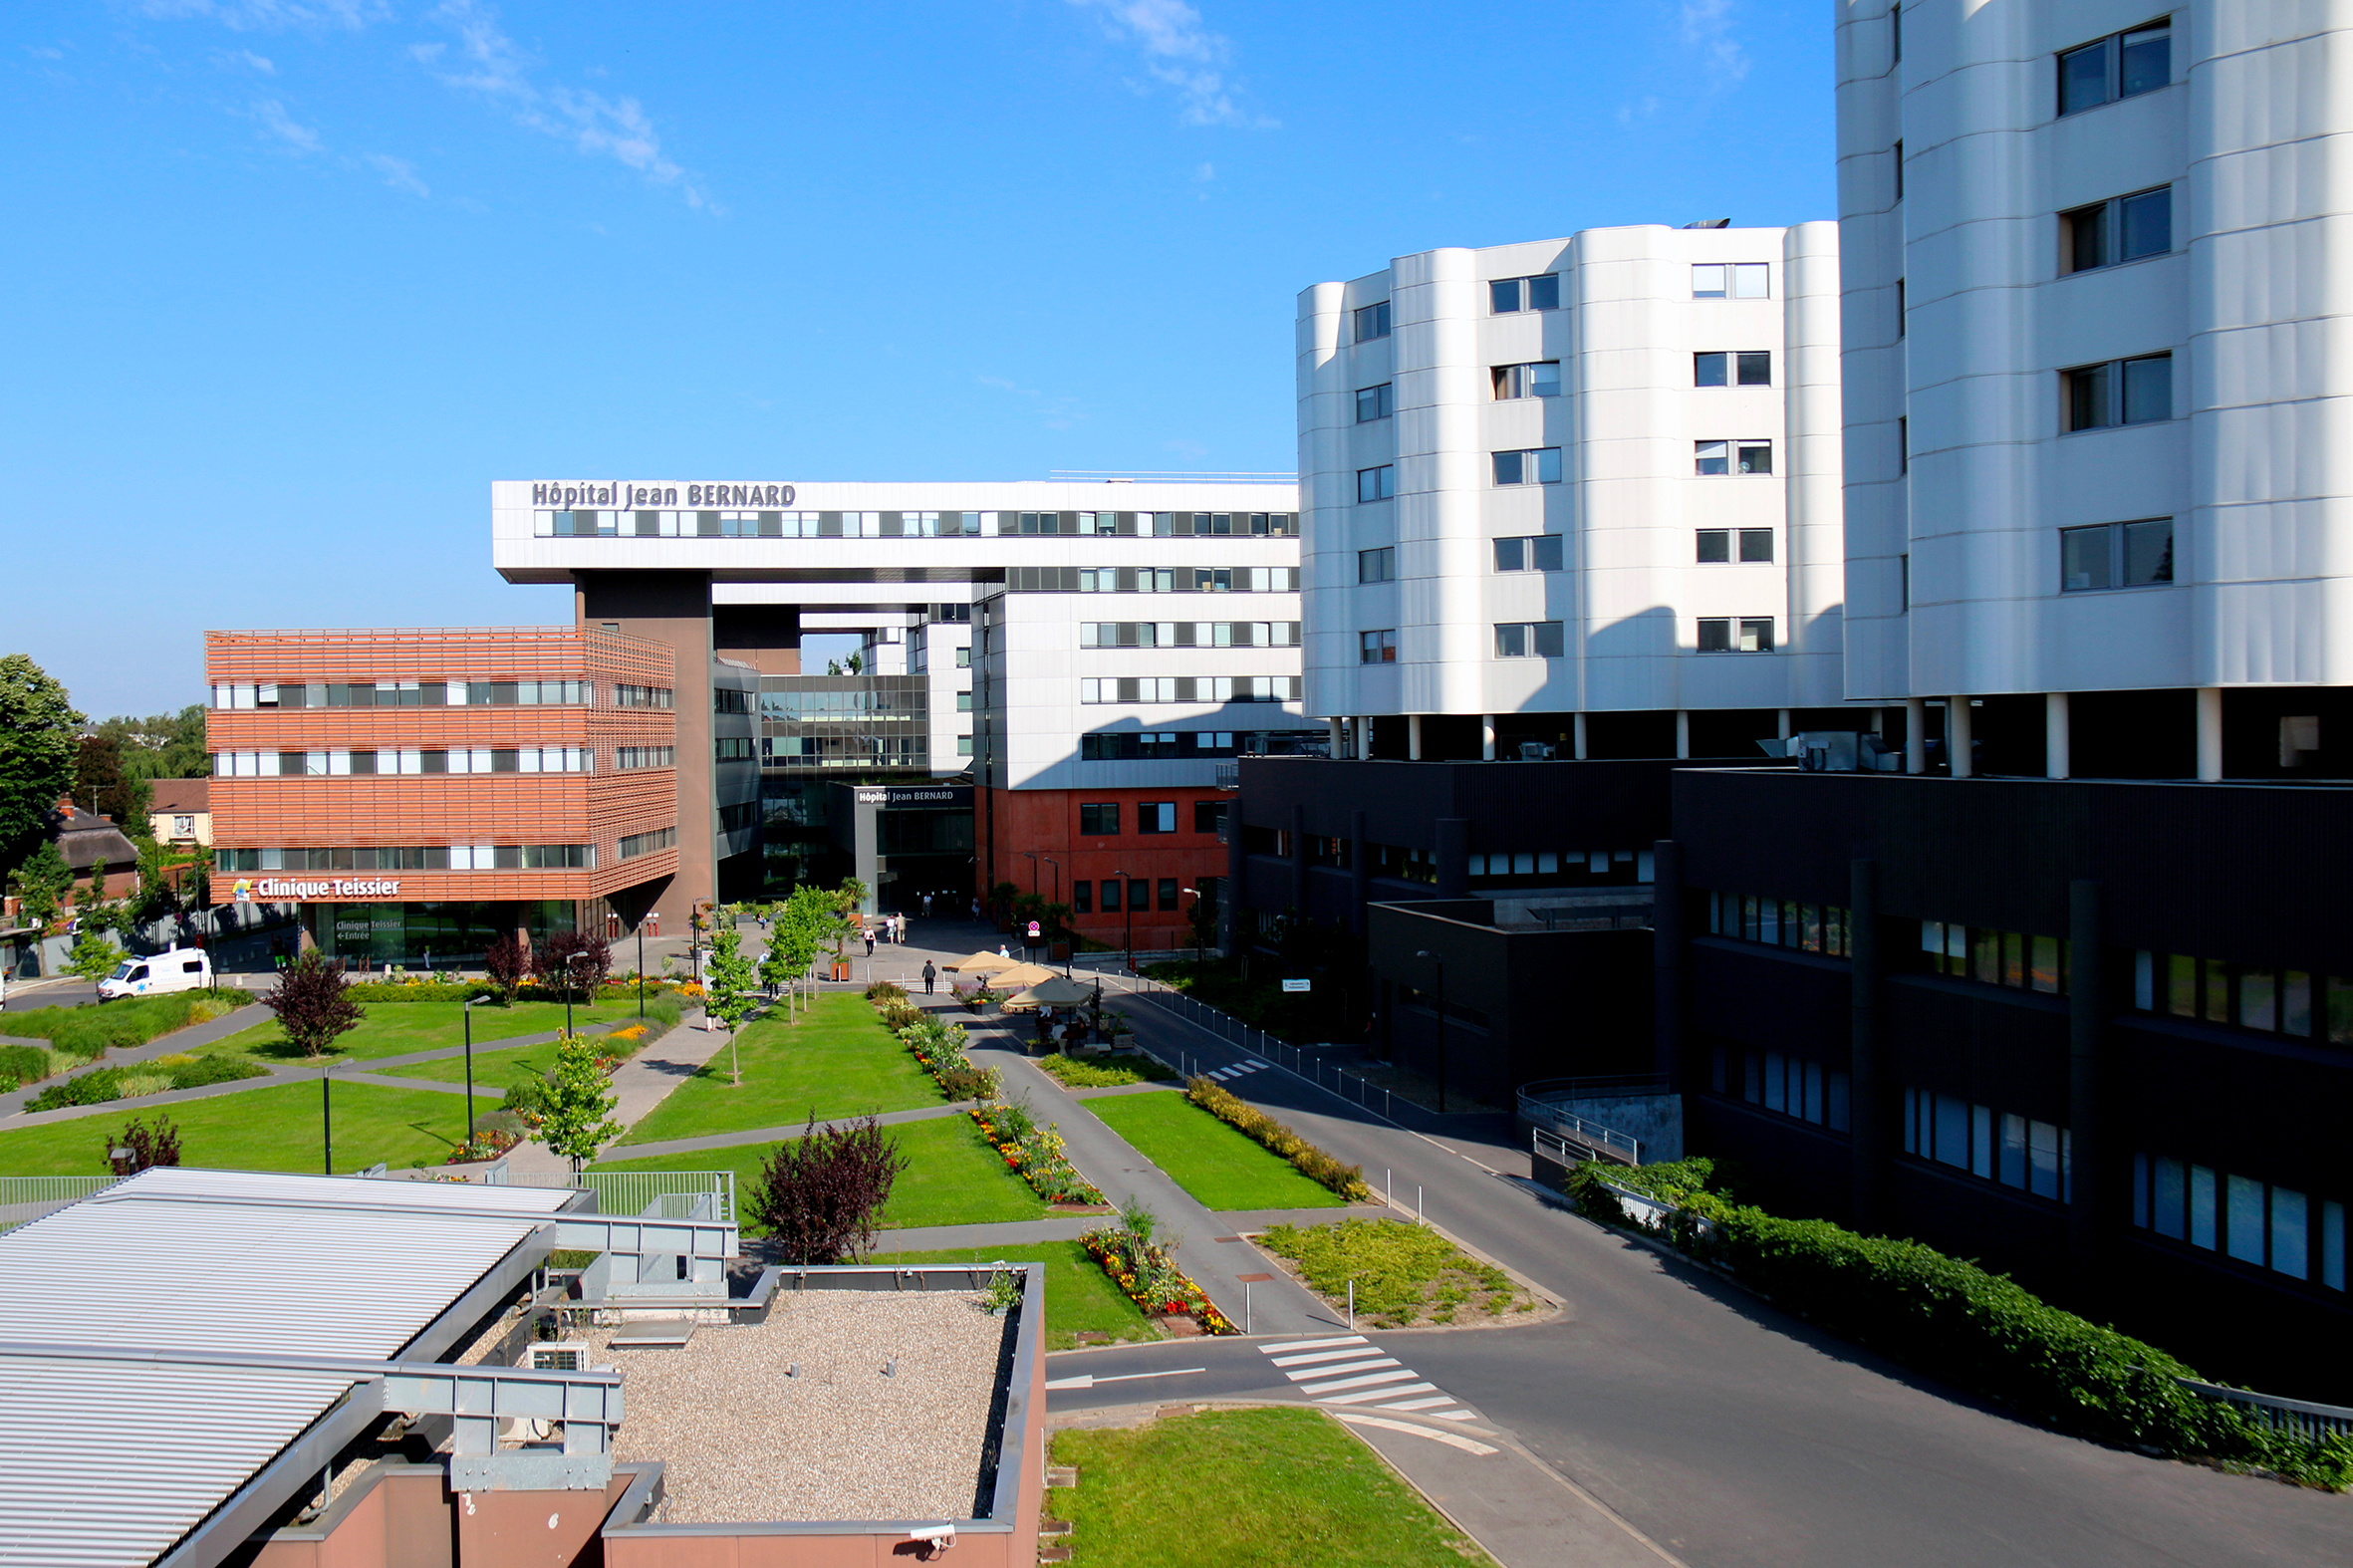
[593,1291,1011,1525]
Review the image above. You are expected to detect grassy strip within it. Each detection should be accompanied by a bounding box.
[1035,1053,1175,1089]
[1050,1408,1496,1568]
[1257,1217,1539,1329]
[1087,1091,1344,1211]
[0,1079,501,1176]
[0,990,252,1062]
[868,1240,1168,1351]
[22,1053,270,1112]
[615,992,938,1145]
[1571,1158,2353,1488]
[1182,1077,1370,1200]
[202,999,652,1065]
[594,1113,1046,1234]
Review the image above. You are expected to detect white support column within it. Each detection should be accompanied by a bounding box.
[2045,693,2070,779]
[1329,716,1344,757]
[1408,713,1424,761]
[2197,687,2223,781]
[1905,696,1927,774]
[1949,697,1973,778]
[1480,714,1496,760]
[1675,710,1691,759]
[1572,712,1588,760]
[1777,708,1793,741]
[1871,707,1886,736]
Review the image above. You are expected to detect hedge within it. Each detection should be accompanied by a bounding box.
[1183,1077,1371,1201]
[0,990,251,1060]
[1567,1159,2353,1488]
[21,1053,271,1112]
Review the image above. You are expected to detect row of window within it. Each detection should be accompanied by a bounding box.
[757,681,927,720]
[1351,264,1770,344]
[1077,730,1321,761]
[614,684,674,708]
[614,746,675,769]
[1001,566,1300,594]
[1904,1087,2074,1202]
[619,826,678,861]
[713,688,752,714]
[1078,800,1223,836]
[1472,848,1658,881]
[2132,1152,2344,1292]
[1079,622,1299,649]
[1720,1044,1854,1133]
[1698,529,1775,564]
[1356,536,1578,583]
[2062,353,2171,431]
[2058,20,2169,118]
[216,843,598,872]
[1072,877,1186,915]
[213,747,597,777]
[1360,618,1779,662]
[2132,951,2353,1045]
[536,509,1298,539]
[1354,439,1772,501]
[760,736,928,765]
[718,801,759,834]
[1922,920,2069,994]
[2059,518,2173,593]
[1078,675,1302,704]
[714,738,755,761]
[1706,891,1856,957]
[211,680,597,710]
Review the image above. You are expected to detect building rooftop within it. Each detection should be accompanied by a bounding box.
[148,777,210,814]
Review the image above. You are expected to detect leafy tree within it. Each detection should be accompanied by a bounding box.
[10,841,70,934]
[106,1114,182,1175]
[703,907,758,1085]
[751,1113,909,1264]
[827,877,871,960]
[538,1032,621,1173]
[483,932,533,1003]
[95,705,208,782]
[541,931,611,999]
[64,925,120,996]
[131,837,182,924]
[264,950,364,1059]
[73,733,147,828]
[0,654,83,878]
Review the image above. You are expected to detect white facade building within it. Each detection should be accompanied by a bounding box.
[1296,223,1844,760]
[1839,2,2353,779]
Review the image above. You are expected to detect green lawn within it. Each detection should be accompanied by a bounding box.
[869,1240,1167,1351]
[202,1000,645,1066]
[1051,1408,1496,1568]
[0,1079,502,1176]
[613,993,937,1146]
[1084,1091,1347,1211]
[595,1112,1044,1232]
[1258,1217,1539,1330]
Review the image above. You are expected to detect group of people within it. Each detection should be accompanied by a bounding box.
[861,913,909,955]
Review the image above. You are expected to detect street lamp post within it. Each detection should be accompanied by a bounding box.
[462,993,489,1150]
[1415,948,1447,1113]
[1115,870,1135,974]
[320,1066,334,1176]
[637,923,645,1020]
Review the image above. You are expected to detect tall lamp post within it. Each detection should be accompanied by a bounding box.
[1115,869,1136,974]
[320,1064,335,1176]
[1415,948,1447,1113]
[462,992,491,1150]
[637,920,646,1020]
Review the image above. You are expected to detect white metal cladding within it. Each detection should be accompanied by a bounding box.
[110,1168,577,1215]
[0,1357,370,1568]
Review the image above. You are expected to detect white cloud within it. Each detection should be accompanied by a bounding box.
[213,47,276,72]
[26,45,66,60]
[418,0,712,208]
[137,0,388,30]
[1679,0,1750,87]
[1067,0,1275,129]
[363,151,428,196]
[250,98,321,152]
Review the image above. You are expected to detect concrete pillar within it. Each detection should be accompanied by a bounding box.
[1849,858,1884,1232]
[1434,819,1469,899]
[1408,713,1424,761]
[1675,710,1691,759]
[1480,714,1495,760]
[1948,697,1973,778]
[1776,708,1792,741]
[1871,707,1886,736]
[2045,693,2071,779]
[1328,716,1344,757]
[1572,712,1589,760]
[1652,839,1685,1084]
[1358,716,1372,759]
[2197,686,2223,780]
[1905,696,1927,773]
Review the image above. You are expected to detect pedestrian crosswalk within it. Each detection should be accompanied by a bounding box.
[1203,1058,1270,1083]
[1257,1334,1477,1422]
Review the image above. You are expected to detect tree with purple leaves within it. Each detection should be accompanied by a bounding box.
[264,950,363,1060]
[751,1113,910,1264]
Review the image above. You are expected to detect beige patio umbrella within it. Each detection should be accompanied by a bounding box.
[944,950,1019,973]
[987,962,1059,992]
[1004,976,1099,1008]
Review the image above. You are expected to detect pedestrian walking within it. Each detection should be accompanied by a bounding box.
[922,893,933,918]
[864,928,877,958]
[970,896,981,921]
[921,959,937,994]
[894,913,906,944]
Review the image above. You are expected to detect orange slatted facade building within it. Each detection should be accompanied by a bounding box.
[206,628,680,964]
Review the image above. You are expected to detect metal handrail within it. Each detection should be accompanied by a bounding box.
[1519,1074,1671,1102]
[1530,1114,1640,1166]
[2173,1377,2353,1441]
[490,1170,737,1227]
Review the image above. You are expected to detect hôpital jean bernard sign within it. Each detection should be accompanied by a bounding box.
[531,482,798,509]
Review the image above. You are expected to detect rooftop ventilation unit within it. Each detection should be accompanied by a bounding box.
[523,1342,593,1373]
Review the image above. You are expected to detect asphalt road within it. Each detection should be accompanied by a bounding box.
[1052,980,2353,1568]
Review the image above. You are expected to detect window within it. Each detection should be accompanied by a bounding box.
[1356,383,1394,421]
[1073,881,1092,915]
[1718,1044,1853,1132]
[713,737,754,762]
[1492,535,1564,573]
[1489,274,1561,313]
[1895,276,1905,337]
[1695,439,1772,475]
[619,826,677,861]
[2131,950,2341,1041]
[1360,629,1398,664]
[2133,1154,2342,1290]
[1697,617,1775,653]
[1493,621,1565,658]
[1705,891,1852,955]
[2059,20,2170,117]
[1905,1088,2073,1201]
[1100,879,1121,913]
[1695,529,1775,564]
[713,688,751,714]
[1358,547,1395,583]
[1692,263,1769,299]
[1890,0,1901,63]
[614,684,673,708]
[1358,465,1396,502]
[1193,800,1227,834]
[2061,186,2172,274]
[2062,353,2172,430]
[1354,301,1392,342]
[1130,879,1153,912]
[956,735,974,756]
[954,646,971,668]
[1892,138,1903,202]
[1899,415,1909,474]
[1158,877,1180,911]
[1695,352,1771,387]
[2060,518,2174,592]
[1491,447,1562,486]
[1920,919,2068,992]
[1493,361,1561,399]
[1079,804,1121,836]
[1138,802,1176,834]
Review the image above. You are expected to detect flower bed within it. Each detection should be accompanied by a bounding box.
[1080,1223,1235,1335]
[889,1010,1000,1103]
[969,1102,1106,1207]
[1184,1077,1371,1200]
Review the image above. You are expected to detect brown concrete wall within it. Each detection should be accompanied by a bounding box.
[453,1479,628,1567]
[978,784,1223,949]
[248,1464,453,1568]
[605,1529,1016,1566]
[575,573,715,929]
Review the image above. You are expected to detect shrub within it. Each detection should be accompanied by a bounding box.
[866,979,908,1003]
[1183,1077,1371,1200]
[542,931,614,999]
[106,1114,181,1174]
[501,1074,551,1122]
[26,1067,128,1112]
[936,1064,1001,1102]
[0,990,251,1059]
[1036,1052,1175,1089]
[0,1044,55,1087]
[263,952,364,1059]
[116,1072,173,1099]
[165,1055,269,1090]
[751,1113,910,1264]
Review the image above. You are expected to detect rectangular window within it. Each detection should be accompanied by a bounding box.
[1130,879,1153,912]
[1358,546,1395,583]
[2060,518,2174,592]
[1360,629,1397,664]
[1491,447,1562,486]
[1493,361,1561,399]
[1159,877,1180,911]
[1193,800,1227,834]
[2064,353,2172,430]
[1690,262,1769,300]
[1698,617,1775,653]
[1892,137,1903,201]
[1138,802,1176,834]
[1358,465,1396,503]
[1492,535,1563,573]
[1072,881,1092,915]
[1489,274,1561,313]
[1696,529,1730,564]
[1079,803,1120,836]
[1100,879,1120,913]
[1493,621,1565,658]
[1738,528,1774,563]
[1695,351,1771,387]
[1354,301,1392,342]
[2060,22,2169,117]
[1356,383,1394,421]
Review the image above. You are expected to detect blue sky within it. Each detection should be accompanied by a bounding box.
[2,0,1834,717]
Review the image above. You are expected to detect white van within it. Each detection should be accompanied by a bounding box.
[98,947,214,1001]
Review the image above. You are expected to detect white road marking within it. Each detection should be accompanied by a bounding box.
[1258,1336,1366,1354]
[1043,1367,1205,1391]
[1270,1347,1385,1367]
[1297,1369,1423,1396]
[1283,1358,1398,1381]
[1376,1395,1459,1412]
[1430,1410,1478,1421]
[1332,1412,1499,1455]
[1316,1382,1437,1405]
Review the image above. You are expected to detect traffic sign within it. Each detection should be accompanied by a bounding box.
[1281,978,1311,993]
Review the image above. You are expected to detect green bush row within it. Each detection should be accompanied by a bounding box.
[1567,1159,2353,1488]
[1184,1077,1371,1201]
[21,1052,269,1112]
[339,979,669,1004]
[0,990,252,1059]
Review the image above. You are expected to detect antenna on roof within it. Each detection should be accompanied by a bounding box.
[1683,218,1732,229]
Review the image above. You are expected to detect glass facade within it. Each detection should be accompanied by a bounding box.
[306,900,576,966]
[757,674,928,771]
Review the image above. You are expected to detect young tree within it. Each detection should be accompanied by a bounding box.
[703,907,758,1085]
[10,841,70,934]
[750,1113,910,1264]
[483,932,533,1003]
[541,931,612,999]
[264,950,365,1059]
[0,653,83,879]
[537,1032,622,1174]
[106,1114,182,1175]
[64,924,120,997]
[827,878,871,963]
[73,733,147,827]
[131,836,181,925]
[756,903,796,1003]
